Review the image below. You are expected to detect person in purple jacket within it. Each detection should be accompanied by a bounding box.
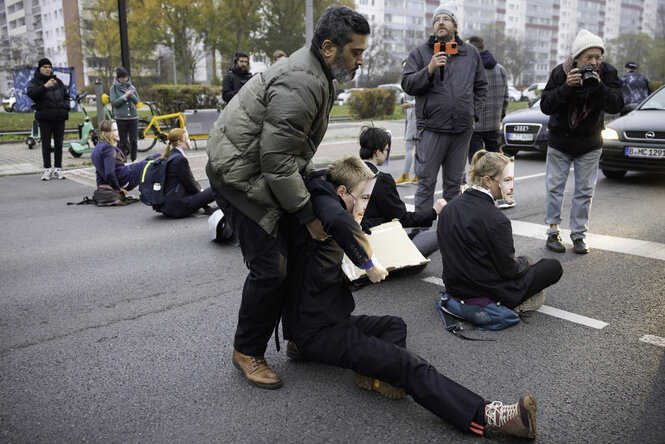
[91,120,152,195]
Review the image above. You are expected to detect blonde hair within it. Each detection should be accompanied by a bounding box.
[468,150,511,186]
[98,120,116,145]
[326,155,375,191]
[160,128,187,159]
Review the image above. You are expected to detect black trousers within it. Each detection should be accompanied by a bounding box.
[160,188,214,218]
[39,120,65,169]
[117,118,139,161]
[468,130,500,164]
[522,258,563,301]
[297,314,486,433]
[212,188,293,356]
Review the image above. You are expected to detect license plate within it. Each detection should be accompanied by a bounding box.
[625,147,665,158]
[507,133,533,141]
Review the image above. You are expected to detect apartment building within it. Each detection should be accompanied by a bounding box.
[360,0,660,84]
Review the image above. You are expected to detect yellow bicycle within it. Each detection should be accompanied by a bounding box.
[136,101,186,152]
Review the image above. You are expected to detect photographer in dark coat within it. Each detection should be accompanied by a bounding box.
[153,128,214,218]
[27,58,70,181]
[222,52,253,103]
[540,29,623,254]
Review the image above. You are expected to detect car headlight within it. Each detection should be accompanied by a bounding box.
[602,128,619,140]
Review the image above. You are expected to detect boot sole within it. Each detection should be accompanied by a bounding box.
[232,357,283,390]
[355,374,406,399]
[522,395,537,439]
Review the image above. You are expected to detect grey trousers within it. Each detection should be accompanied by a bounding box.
[414,129,473,211]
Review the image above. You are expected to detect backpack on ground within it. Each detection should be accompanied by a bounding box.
[67,185,139,207]
[436,290,520,340]
[138,157,174,206]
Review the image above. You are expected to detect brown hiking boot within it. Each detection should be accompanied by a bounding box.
[232,349,282,389]
[485,395,537,439]
[395,174,410,185]
[354,373,406,399]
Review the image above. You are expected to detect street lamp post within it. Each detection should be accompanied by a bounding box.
[117,0,130,72]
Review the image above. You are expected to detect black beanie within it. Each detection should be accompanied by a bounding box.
[116,67,130,78]
[38,58,52,69]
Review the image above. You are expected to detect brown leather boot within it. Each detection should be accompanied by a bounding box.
[232,349,282,389]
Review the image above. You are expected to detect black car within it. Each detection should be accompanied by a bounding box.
[599,85,665,178]
[500,99,549,156]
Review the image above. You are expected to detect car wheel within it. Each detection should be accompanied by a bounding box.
[509,97,515,102]
[602,169,626,179]
[502,147,519,157]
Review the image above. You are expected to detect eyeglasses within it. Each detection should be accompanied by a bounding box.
[580,54,603,62]
[432,16,454,24]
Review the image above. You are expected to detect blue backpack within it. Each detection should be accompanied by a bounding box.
[139,157,174,206]
[436,290,520,339]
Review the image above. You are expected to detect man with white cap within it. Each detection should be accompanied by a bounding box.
[540,29,623,254]
[402,2,487,208]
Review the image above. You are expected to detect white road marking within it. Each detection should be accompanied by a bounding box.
[639,335,665,347]
[421,277,608,329]
[536,305,608,329]
[511,220,665,261]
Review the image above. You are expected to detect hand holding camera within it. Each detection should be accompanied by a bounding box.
[567,65,600,89]
[429,41,458,80]
[45,78,57,88]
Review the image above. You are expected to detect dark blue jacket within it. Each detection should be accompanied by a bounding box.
[222,66,253,103]
[154,149,203,217]
[91,142,144,191]
[285,170,373,336]
[437,189,533,307]
[361,161,436,230]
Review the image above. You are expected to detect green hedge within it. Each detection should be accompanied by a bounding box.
[148,84,224,113]
[348,88,396,119]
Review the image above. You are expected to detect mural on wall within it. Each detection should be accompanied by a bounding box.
[13,67,78,112]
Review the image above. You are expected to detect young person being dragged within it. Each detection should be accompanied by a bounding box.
[438,150,563,312]
[284,155,538,440]
[358,125,446,258]
[152,128,215,218]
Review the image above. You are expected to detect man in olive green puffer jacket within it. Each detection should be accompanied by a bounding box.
[206,5,370,390]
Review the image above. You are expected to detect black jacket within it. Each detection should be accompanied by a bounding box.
[26,71,69,121]
[361,162,436,230]
[222,66,253,103]
[540,61,623,156]
[437,189,533,307]
[155,149,202,217]
[285,171,373,337]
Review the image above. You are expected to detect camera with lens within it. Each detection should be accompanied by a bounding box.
[579,64,598,88]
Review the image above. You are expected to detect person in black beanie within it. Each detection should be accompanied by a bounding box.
[27,57,70,181]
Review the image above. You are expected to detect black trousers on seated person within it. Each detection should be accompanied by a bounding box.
[161,187,215,218]
[522,258,563,302]
[297,314,486,433]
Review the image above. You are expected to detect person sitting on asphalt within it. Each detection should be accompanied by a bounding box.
[91,120,154,194]
[284,155,538,440]
[151,128,215,218]
[358,125,445,258]
[437,150,563,312]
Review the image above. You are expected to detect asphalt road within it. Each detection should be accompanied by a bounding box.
[1,151,664,443]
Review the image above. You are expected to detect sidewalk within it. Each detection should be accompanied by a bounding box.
[0,119,407,188]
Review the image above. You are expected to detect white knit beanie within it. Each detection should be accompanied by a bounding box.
[433,2,457,26]
[571,29,605,60]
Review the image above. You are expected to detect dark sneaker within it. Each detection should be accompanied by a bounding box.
[286,341,305,361]
[232,349,282,389]
[546,234,565,252]
[485,395,537,439]
[573,238,590,254]
[355,373,406,399]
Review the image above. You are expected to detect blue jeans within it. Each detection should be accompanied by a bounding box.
[545,147,601,240]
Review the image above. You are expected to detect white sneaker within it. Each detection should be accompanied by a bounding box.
[52,170,66,180]
[41,170,52,181]
[514,291,545,312]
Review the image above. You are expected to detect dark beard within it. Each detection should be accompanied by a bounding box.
[330,53,355,83]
